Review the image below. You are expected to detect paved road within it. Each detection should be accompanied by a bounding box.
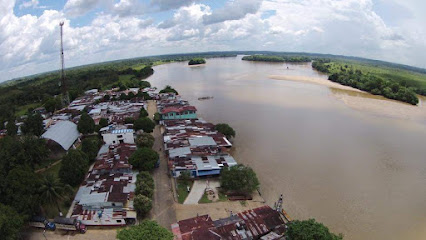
[147,100,177,229]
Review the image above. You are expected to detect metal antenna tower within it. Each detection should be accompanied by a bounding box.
[59,21,69,105]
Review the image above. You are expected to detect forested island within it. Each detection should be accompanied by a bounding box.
[188,58,206,65]
[312,60,419,105]
[242,55,311,63]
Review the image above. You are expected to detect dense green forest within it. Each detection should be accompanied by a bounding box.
[188,58,206,65]
[312,60,420,105]
[242,55,311,63]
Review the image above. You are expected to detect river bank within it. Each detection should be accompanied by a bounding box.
[268,74,426,122]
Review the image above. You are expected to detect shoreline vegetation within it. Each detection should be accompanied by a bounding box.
[312,60,420,105]
[188,58,206,65]
[242,55,311,63]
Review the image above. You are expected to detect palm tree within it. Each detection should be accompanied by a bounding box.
[39,174,73,216]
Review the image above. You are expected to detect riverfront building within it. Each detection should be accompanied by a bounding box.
[171,205,286,240]
[157,94,237,178]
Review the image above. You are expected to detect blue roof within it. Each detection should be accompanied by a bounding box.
[111,129,134,134]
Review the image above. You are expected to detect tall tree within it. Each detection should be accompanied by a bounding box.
[77,112,95,134]
[286,219,343,240]
[134,117,155,133]
[0,203,24,240]
[21,112,44,136]
[117,220,173,240]
[133,194,152,218]
[5,119,17,136]
[2,167,41,217]
[215,123,235,139]
[59,150,89,186]
[20,136,50,168]
[81,137,101,162]
[136,133,155,148]
[129,148,159,171]
[139,107,148,118]
[39,174,73,215]
[220,164,259,195]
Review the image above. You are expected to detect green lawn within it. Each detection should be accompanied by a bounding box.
[198,192,212,204]
[37,161,79,218]
[198,190,228,204]
[39,161,62,177]
[177,180,193,204]
[15,102,41,116]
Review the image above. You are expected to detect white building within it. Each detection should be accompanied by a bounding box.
[102,129,135,145]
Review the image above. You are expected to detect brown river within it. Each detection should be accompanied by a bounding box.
[147,56,426,240]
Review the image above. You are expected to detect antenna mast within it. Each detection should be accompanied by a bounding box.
[59,21,69,105]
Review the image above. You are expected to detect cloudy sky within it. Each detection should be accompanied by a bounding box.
[1,0,425,82]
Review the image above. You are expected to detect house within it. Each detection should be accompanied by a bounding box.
[160,105,197,120]
[171,206,287,240]
[102,128,135,145]
[72,144,138,226]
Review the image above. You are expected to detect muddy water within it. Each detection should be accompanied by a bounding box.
[147,56,426,240]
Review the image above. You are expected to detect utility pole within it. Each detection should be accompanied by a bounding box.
[59,21,70,105]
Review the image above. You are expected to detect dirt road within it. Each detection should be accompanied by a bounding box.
[147,100,177,229]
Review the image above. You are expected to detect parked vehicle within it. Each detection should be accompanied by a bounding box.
[29,216,56,230]
[53,217,87,233]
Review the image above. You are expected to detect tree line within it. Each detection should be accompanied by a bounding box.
[242,55,311,63]
[188,58,206,65]
[312,60,419,105]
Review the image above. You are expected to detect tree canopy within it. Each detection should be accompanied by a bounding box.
[139,107,148,118]
[286,219,343,240]
[129,148,159,171]
[78,112,95,134]
[159,85,179,95]
[21,112,44,136]
[312,60,419,105]
[6,119,17,136]
[81,137,101,162]
[220,164,259,195]
[134,117,155,133]
[242,55,310,63]
[188,58,206,65]
[99,118,109,128]
[59,149,89,186]
[215,123,236,139]
[0,203,24,240]
[136,133,155,148]
[117,220,173,240]
[133,194,152,218]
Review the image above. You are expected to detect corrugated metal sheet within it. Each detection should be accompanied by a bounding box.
[41,120,79,150]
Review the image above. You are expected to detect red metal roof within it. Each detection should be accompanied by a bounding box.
[161,105,197,114]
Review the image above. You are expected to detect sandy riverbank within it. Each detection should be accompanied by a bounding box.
[268,75,426,122]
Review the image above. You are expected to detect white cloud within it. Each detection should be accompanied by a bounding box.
[203,0,262,25]
[113,0,145,17]
[150,0,202,11]
[0,0,426,82]
[64,0,102,17]
[19,0,40,9]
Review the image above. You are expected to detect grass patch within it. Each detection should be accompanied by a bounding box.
[198,192,213,204]
[177,180,192,204]
[240,200,247,207]
[218,191,228,202]
[15,102,41,117]
[39,161,62,177]
[43,185,79,218]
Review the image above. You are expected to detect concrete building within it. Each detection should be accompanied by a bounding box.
[102,128,135,145]
[160,105,197,120]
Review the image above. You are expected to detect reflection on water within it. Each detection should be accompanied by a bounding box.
[147,56,426,240]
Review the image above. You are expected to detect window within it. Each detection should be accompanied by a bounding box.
[117,135,123,138]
